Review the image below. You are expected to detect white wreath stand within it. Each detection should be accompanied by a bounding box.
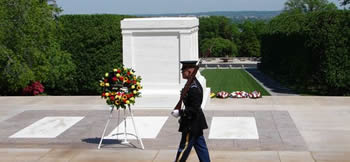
[98,105,144,149]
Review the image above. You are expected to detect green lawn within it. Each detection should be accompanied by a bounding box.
[201,69,270,96]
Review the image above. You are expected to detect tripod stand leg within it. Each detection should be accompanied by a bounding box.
[116,109,120,140]
[121,108,129,144]
[128,105,144,150]
[98,106,114,149]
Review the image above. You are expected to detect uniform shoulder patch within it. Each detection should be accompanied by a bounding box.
[190,82,198,88]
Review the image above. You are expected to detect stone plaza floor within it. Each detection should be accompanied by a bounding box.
[0,96,350,161]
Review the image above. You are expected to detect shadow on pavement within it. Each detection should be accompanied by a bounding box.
[82,137,121,144]
[81,138,139,149]
[245,69,297,96]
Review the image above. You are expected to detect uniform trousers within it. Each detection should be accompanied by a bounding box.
[175,132,210,162]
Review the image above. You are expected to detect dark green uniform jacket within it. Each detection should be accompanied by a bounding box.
[178,78,208,137]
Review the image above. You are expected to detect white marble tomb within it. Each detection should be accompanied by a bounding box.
[121,17,210,108]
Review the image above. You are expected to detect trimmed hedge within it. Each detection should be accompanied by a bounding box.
[260,10,350,95]
[59,14,133,94]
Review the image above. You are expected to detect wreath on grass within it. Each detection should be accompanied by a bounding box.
[99,66,142,109]
[211,90,262,99]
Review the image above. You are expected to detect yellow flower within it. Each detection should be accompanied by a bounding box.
[116,73,120,77]
[137,85,142,90]
[105,83,110,87]
[130,97,135,101]
[133,76,136,80]
[111,92,116,95]
[100,82,105,87]
[113,68,117,72]
[125,100,130,104]
[105,93,110,97]
[130,71,134,75]
[131,85,135,89]
[123,67,127,71]
[116,95,121,100]
[105,73,109,77]
[136,82,140,85]
[115,100,120,105]
[133,90,137,94]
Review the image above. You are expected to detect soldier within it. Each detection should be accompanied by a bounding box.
[172,61,210,162]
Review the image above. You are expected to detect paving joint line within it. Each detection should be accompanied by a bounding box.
[151,150,161,162]
[277,151,282,162]
[310,151,317,162]
[271,111,284,146]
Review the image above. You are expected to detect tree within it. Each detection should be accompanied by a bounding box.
[339,0,350,8]
[0,0,75,95]
[199,16,233,43]
[252,20,268,40]
[231,23,241,46]
[284,0,337,13]
[200,37,238,57]
[238,21,261,57]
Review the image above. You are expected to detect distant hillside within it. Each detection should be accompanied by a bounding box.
[136,11,282,21]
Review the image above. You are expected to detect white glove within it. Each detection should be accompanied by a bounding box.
[171,109,180,118]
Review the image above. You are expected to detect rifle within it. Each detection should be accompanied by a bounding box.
[173,62,200,111]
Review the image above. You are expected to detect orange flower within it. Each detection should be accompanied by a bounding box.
[122,94,127,100]
[124,77,129,82]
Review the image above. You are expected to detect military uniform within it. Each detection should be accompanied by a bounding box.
[178,78,208,136]
[175,72,210,162]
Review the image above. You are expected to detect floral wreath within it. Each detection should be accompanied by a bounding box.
[99,66,142,109]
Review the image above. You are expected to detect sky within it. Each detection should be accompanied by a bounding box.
[56,0,342,15]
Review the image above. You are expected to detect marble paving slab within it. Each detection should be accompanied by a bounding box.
[209,117,259,139]
[105,116,168,139]
[10,117,84,138]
